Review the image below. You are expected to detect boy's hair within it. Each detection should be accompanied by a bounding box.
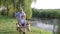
[21,16,25,19]
[21,15,25,17]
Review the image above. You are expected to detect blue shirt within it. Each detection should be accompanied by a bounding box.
[15,11,26,22]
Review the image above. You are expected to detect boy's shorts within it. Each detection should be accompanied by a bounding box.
[21,23,25,26]
[17,21,25,26]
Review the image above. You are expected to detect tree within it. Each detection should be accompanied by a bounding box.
[0,0,36,19]
[18,0,36,19]
[0,0,1,7]
[12,0,36,19]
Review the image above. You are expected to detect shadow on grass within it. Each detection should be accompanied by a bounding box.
[31,30,41,34]
[0,31,16,33]
[0,30,17,33]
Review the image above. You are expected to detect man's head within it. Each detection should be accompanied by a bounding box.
[19,8,23,13]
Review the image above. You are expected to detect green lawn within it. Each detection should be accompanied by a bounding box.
[0,16,53,34]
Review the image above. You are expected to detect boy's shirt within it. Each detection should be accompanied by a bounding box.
[20,19,26,24]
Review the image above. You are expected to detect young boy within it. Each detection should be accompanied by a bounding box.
[16,15,26,28]
[16,16,31,32]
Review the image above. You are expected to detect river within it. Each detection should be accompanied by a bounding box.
[29,18,59,33]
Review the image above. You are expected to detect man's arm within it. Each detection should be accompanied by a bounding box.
[15,12,18,20]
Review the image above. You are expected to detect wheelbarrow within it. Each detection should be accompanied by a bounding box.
[16,24,26,34]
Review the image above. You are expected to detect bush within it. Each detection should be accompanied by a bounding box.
[32,9,60,19]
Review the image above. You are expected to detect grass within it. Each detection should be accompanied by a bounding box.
[0,15,53,34]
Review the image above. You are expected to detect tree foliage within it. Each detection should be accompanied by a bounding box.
[0,0,36,18]
[32,9,60,19]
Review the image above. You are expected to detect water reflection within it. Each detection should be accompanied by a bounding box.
[30,19,59,33]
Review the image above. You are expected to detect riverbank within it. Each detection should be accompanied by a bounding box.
[0,16,53,34]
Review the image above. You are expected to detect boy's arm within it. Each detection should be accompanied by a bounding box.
[25,20,27,26]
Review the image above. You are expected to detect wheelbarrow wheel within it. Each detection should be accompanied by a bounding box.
[23,32,25,34]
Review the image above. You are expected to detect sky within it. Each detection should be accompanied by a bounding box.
[31,0,60,9]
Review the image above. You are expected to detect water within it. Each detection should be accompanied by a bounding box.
[29,19,59,33]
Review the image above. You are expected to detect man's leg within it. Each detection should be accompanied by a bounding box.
[16,23,23,32]
[19,24,23,32]
[16,23,20,32]
[26,24,31,32]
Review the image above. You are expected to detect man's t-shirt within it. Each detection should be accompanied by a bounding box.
[15,11,26,22]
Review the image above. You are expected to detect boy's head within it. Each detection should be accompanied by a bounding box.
[21,16,25,19]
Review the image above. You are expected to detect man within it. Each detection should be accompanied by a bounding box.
[15,8,26,22]
[15,8,26,33]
